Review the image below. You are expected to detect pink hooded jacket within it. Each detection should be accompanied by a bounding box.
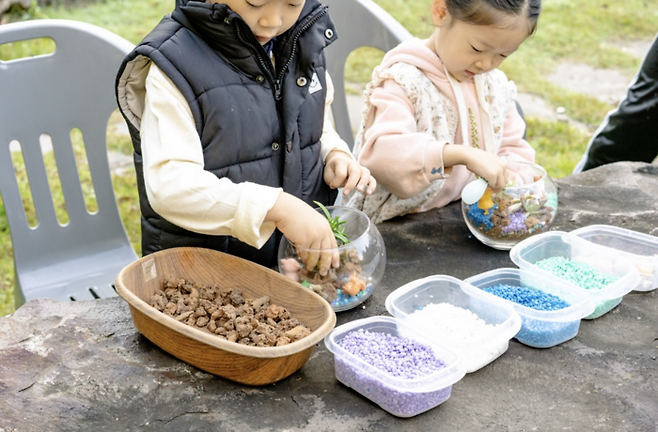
[344,38,535,223]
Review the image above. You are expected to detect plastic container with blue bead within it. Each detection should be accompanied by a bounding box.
[510,231,640,319]
[464,268,595,348]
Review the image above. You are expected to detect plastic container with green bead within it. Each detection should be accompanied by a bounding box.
[509,231,640,319]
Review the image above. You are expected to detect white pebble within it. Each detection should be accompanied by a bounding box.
[402,302,509,373]
[407,303,499,343]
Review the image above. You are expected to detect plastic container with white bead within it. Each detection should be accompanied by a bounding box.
[385,275,522,373]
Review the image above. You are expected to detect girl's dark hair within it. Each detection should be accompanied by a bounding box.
[445,0,541,34]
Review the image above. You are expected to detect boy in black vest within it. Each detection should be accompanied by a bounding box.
[116,0,375,273]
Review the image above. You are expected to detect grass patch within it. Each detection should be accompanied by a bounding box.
[34,0,172,44]
[525,118,591,179]
[0,0,656,315]
[0,204,13,316]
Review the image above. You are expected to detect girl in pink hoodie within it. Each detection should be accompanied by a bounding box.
[345,0,540,223]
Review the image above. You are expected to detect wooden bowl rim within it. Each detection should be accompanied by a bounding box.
[115,247,337,359]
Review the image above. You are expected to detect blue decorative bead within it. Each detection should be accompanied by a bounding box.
[483,284,570,311]
[465,204,495,231]
[482,283,579,348]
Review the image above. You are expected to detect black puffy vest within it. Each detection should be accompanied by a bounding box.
[116,0,338,268]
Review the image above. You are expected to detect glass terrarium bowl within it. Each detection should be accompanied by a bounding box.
[277,205,386,312]
[462,161,558,251]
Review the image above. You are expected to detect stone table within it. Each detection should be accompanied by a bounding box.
[1,162,657,432]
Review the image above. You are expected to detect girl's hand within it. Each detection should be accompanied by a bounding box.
[443,145,511,190]
[466,152,510,191]
[324,150,377,195]
[266,193,339,276]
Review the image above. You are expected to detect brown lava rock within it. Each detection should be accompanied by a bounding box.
[148,279,312,347]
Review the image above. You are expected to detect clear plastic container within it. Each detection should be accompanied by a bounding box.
[384,275,522,373]
[570,225,658,292]
[464,268,595,348]
[509,231,640,319]
[324,316,465,418]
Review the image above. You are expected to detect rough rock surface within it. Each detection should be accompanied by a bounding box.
[0,162,656,432]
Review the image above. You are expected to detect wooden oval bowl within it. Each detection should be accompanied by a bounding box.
[114,247,336,385]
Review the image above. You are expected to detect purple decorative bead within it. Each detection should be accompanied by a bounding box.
[337,329,446,380]
[335,328,452,417]
[501,211,527,234]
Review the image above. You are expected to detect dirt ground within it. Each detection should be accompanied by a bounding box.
[517,40,653,126]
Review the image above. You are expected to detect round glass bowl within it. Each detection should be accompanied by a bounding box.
[277,205,386,312]
[462,161,558,250]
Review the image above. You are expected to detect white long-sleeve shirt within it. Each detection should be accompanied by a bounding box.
[140,63,352,249]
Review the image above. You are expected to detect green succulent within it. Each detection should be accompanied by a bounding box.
[314,201,350,246]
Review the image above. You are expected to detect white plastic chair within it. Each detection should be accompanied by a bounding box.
[323,0,413,149]
[0,19,138,306]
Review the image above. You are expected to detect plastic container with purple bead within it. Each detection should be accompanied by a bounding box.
[324,316,466,418]
[384,275,522,373]
[509,231,640,320]
[464,268,595,348]
[570,225,658,292]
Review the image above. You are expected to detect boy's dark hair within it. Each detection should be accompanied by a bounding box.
[445,0,541,34]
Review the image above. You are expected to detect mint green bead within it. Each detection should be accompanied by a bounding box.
[535,256,617,290]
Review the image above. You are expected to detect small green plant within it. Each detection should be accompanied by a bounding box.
[314,201,350,246]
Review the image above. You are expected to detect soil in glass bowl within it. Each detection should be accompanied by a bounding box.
[278,206,386,312]
[462,161,558,250]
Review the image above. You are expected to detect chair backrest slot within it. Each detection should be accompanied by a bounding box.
[0,19,139,307]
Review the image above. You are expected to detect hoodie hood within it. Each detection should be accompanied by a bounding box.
[377,38,458,105]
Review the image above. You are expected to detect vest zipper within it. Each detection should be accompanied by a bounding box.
[235,26,278,94]
[273,6,328,100]
[234,5,328,101]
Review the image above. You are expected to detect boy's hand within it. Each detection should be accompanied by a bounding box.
[324,150,377,196]
[266,193,339,276]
